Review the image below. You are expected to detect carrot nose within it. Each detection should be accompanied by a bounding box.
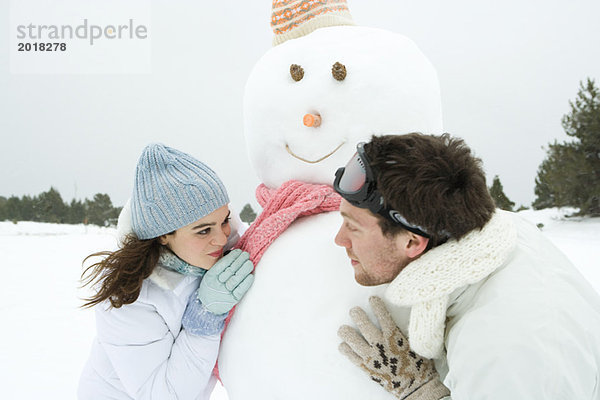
[303,113,321,128]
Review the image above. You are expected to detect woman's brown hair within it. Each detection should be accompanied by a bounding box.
[80,234,164,309]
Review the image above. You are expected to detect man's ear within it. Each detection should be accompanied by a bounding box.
[404,233,429,259]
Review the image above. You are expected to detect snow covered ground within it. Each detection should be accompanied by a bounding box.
[0,209,598,399]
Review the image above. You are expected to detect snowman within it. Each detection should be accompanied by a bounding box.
[218,1,443,399]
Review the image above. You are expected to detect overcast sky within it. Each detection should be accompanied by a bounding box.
[2,0,599,213]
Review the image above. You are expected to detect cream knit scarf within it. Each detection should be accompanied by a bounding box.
[384,210,517,359]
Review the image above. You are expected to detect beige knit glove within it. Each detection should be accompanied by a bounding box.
[338,296,450,400]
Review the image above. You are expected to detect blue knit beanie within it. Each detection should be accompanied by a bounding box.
[131,143,229,240]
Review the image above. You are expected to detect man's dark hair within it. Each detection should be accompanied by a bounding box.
[365,133,496,247]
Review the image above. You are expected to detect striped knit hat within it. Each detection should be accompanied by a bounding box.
[131,143,229,240]
[271,0,355,46]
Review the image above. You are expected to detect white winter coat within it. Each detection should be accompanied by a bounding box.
[78,204,247,399]
[77,266,219,400]
[385,211,600,399]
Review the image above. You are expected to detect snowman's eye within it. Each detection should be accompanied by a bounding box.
[332,62,346,81]
[290,64,304,82]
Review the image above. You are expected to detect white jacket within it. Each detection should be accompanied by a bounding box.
[78,267,219,400]
[78,202,248,399]
[385,211,600,399]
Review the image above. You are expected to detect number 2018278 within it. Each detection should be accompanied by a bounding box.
[18,42,67,51]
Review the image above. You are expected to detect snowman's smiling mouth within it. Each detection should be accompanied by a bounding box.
[285,142,346,164]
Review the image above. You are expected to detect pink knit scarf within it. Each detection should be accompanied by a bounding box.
[235,179,342,264]
[214,179,341,378]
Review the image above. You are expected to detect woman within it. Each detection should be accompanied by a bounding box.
[78,143,254,399]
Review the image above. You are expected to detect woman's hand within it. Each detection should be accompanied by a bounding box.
[197,249,254,315]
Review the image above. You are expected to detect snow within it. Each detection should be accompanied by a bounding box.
[0,221,231,399]
[0,209,597,399]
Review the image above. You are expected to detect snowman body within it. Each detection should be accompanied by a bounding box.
[220,212,401,399]
[219,26,442,399]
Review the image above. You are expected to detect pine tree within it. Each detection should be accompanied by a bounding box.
[533,78,600,215]
[86,193,113,226]
[67,199,86,224]
[85,193,120,226]
[561,78,600,214]
[489,175,515,211]
[35,187,67,223]
[20,195,36,221]
[1,189,122,225]
[533,141,585,209]
[0,196,7,221]
[239,203,257,223]
[5,196,22,221]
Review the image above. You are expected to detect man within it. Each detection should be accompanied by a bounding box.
[334,133,600,399]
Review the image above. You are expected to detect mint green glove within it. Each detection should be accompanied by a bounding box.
[197,249,254,315]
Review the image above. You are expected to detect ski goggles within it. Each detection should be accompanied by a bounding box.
[333,142,431,238]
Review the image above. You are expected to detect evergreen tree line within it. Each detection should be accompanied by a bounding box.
[533,78,600,216]
[0,187,122,226]
[491,78,599,216]
[2,80,597,224]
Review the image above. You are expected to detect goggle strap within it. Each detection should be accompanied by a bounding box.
[377,207,431,239]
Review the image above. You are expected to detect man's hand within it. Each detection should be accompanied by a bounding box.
[338,296,450,400]
[197,249,254,315]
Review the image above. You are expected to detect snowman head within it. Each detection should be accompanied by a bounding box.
[244,1,443,189]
